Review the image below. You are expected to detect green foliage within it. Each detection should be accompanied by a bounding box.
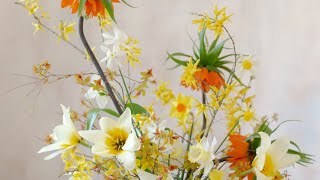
[126,102,149,116]
[78,0,86,16]
[101,0,116,22]
[86,108,120,130]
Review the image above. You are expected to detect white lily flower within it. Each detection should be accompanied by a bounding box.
[38,105,81,160]
[252,132,300,179]
[100,45,125,69]
[84,75,108,109]
[78,108,141,170]
[137,169,173,180]
[188,136,217,177]
[102,26,128,51]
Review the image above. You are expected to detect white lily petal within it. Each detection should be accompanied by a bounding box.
[210,136,217,152]
[257,132,271,154]
[275,154,300,170]
[99,117,118,133]
[118,108,132,133]
[53,125,79,143]
[253,153,266,171]
[137,169,157,180]
[203,161,214,177]
[268,137,290,163]
[117,151,136,170]
[122,132,141,151]
[254,168,271,180]
[96,95,108,109]
[92,145,114,157]
[38,143,63,153]
[200,137,210,151]
[43,149,64,160]
[85,88,98,99]
[60,104,75,130]
[78,130,107,145]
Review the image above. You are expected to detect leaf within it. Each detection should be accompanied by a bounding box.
[86,108,100,130]
[101,0,116,22]
[213,60,233,67]
[121,0,137,8]
[206,39,228,65]
[208,36,219,52]
[166,53,189,66]
[271,120,301,134]
[218,53,238,61]
[86,108,120,130]
[199,28,207,66]
[206,65,223,74]
[220,65,245,86]
[126,102,149,115]
[78,0,87,16]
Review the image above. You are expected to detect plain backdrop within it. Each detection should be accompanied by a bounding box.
[1,0,319,179]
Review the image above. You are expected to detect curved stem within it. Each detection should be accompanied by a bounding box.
[200,91,207,138]
[78,16,123,114]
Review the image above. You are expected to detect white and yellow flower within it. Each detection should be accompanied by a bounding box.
[38,105,81,160]
[188,136,217,177]
[252,132,300,179]
[79,108,141,170]
[84,75,108,109]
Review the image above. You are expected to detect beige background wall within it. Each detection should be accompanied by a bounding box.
[1,0,319,179]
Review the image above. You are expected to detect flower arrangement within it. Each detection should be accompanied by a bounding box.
[17,0,314,179]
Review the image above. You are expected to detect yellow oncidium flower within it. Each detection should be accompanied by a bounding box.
[79,108,141,170]
[180,58,200,89]
[32,23,42,34]
[210,4,232,37]
[252,132,300,179]
[58,21,76,41]
[209,169,226,180]
[153,81,175,105]
[38,105,81,160]
[192,13,213,32]
[121,37,142,67]
[169,93,193,121]
[242,59,253,70]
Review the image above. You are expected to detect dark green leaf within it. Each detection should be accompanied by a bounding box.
[78,0,87,16]
[121,0,137,8]
[208,36,219,52]
[126,102,149,115]
[166,53,189,66]
[206,39,228,65]
[220,65,245,86]
[102,109,120,118]
[101,0,116,22]
[199,28,207,65]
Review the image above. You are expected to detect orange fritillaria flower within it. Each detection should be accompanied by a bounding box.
[194,68,225,92]
[227,134,254,180]
[61,0,120,17]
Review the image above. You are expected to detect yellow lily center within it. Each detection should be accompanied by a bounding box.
[106,128,129,155]
[242,59,253,70]
[262,153,276,176]
[177,103,187,113]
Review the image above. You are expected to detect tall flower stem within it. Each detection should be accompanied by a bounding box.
[79,17,123,114]
[200,91,207,138]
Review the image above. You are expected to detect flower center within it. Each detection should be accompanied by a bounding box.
[242,59,252,70]
[262,153,275,176]
[105,128,129,155]
[177,103,187,112]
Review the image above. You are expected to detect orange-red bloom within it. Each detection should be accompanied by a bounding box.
[61,0,120,17]
[227,134,254,180]
[194,68,225,92]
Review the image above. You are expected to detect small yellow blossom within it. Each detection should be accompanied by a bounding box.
[153,82,175,105]
[170,93,193,121]
[192,13,213,32]
[32,23,42,34]
[210,4,232,37]
[58,21,76,41]
[121,37,141,67]
[180,58,200,89]
[209,169,225,180]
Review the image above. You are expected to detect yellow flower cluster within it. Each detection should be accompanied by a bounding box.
[153,82,175,105]
[121,37,142,67]
[180,59,200,89]
[58,21,76,41]
[193,4,232,37]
